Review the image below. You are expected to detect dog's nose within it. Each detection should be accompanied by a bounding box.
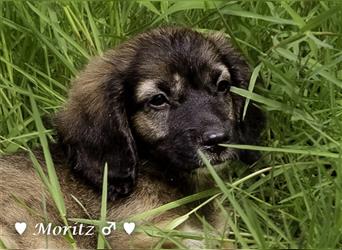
[202,129,230,147]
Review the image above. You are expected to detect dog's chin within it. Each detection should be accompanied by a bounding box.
[157,147,237,174]
[188,147,237,181]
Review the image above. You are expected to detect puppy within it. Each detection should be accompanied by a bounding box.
[0,27,264,249]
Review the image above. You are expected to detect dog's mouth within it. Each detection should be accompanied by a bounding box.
[198,145,237,167]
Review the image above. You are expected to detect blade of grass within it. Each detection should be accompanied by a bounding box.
[198,150,266,248]
[220,7,296,25]
[219,144,341,159]
[29,89,76,248]
[129,188,220,221]
[242,63,262,120]
[84,2,103,55]
[97,163,108,249]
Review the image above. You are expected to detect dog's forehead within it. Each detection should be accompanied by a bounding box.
[132,30,234,102]
[134,31,223,77]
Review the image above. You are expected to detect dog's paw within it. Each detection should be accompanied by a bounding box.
[107,177,135,200]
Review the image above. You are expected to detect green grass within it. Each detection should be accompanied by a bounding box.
[1,0,342,248]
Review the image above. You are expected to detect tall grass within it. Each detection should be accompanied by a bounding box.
[0,1,341,248]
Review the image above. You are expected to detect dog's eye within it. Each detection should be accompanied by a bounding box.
[217,80,231,93]
[149,94,168,108]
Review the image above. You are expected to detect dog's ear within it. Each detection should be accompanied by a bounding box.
[55,52,137,199]
[207,32,265,164]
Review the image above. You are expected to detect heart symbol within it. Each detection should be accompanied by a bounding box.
[123,222,135,235]
[15,222,27,235]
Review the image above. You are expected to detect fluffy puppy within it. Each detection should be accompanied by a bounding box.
[0,27,264,249]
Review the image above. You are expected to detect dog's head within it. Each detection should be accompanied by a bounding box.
[56,27,264,198]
